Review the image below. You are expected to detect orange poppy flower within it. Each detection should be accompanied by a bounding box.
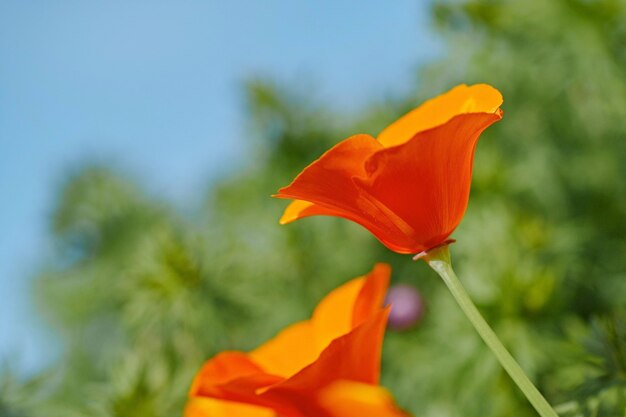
[275,84,503,254]
[185,264,408,417]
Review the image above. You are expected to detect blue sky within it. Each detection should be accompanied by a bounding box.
[0,1,440,373]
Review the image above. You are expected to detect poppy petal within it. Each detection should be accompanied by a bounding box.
[355,111,503,253]
[279,200,348,225]
[352,263,391,327]
[269,308,389,392]
[309,277,368,352]
[318,381,410,417]
[190,351,282,399]
[184,397,275,417]
[276,135,417,250]
[378,83,503,147]
[258,308,390,417]
[251,264,390,377]
[276,134,381,212]
[249,321,317,379]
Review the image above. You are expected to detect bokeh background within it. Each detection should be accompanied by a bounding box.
[1,1,626,416]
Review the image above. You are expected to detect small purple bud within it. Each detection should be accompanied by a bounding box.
[385,284,424,330]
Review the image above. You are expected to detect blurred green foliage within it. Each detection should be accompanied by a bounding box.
[2,0,626,416]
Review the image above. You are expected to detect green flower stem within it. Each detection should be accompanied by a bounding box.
[421,245,558,417]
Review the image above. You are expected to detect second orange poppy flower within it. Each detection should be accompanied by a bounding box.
[186,264,409,417]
